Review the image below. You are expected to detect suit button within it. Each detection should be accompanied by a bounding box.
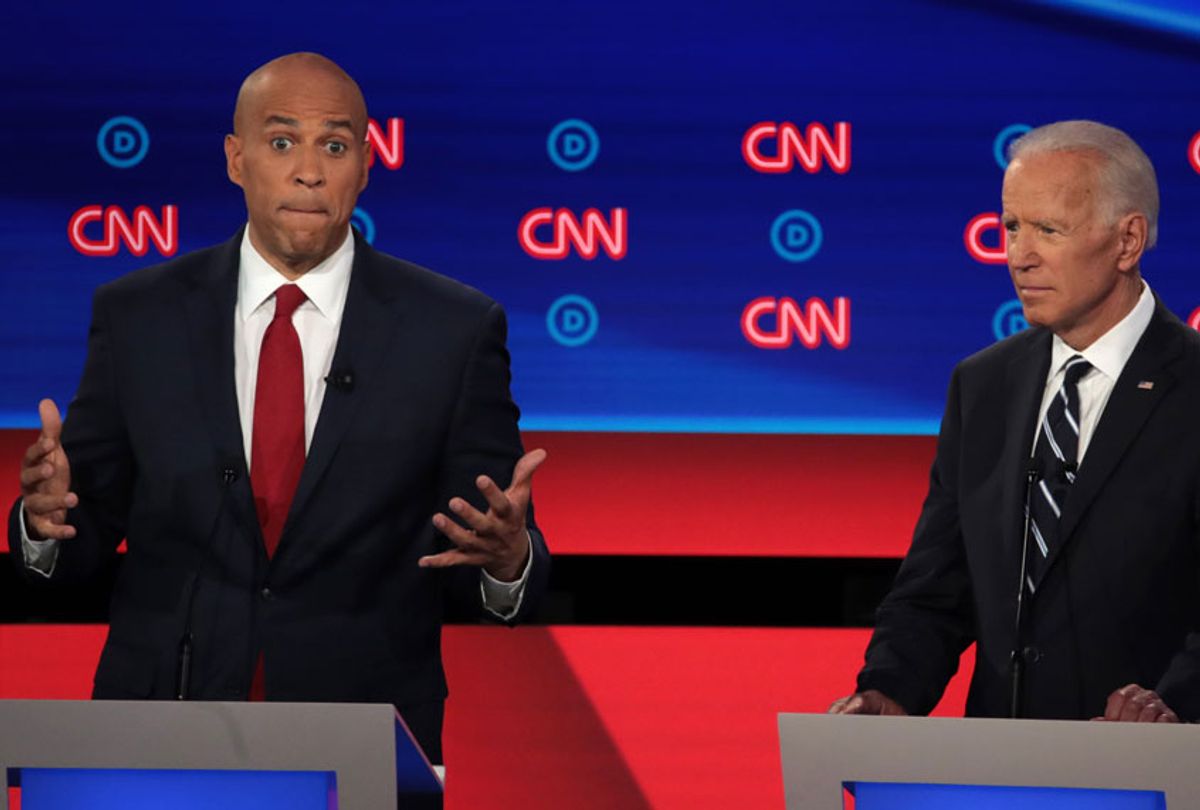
[1022,645,1042,663]
[260,587,273,601]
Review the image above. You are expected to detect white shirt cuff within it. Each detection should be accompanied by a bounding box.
[18,500,60,578]
[480,531,533,620]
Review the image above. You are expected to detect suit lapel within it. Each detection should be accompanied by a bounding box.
[1038,302,1181,584]
[1001,329,1053,568]
[181,231,261,546]
[282,237,401,544]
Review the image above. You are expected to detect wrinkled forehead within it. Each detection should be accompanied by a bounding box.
[1002,151,1103,209]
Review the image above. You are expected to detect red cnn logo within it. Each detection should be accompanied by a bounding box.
[518,208,628,260]
[964,212,1007,265]
[741,122,851,174]
[68,205,178,257]
[741,296,851,349]
[366,117,404,170]
[1189,307,1200,331]
[1189,131,1200,175]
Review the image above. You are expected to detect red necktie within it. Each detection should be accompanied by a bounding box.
[250,283,307,558]
[249,284,306,700]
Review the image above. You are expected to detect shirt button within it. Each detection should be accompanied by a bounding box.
[260,587,273,601]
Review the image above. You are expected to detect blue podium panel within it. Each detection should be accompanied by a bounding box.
[848,782,1167,810]
[18,768,335,810]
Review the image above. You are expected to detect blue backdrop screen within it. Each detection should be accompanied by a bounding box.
[4,0,1200,434]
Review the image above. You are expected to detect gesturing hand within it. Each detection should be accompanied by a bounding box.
[19,399,78,541]
[420,449,546,582]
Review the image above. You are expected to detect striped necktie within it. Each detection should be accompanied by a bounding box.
[1026,354,1092,592]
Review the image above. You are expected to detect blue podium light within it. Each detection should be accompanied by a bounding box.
[847,781,1166,810]
[18,768,335,810]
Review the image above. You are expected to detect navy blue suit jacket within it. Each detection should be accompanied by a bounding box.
[857,301,1200,720]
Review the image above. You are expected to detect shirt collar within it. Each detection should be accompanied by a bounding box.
[1049,281,1154,382]
[236,226,355,324]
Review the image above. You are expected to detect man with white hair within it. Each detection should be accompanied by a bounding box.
[831,120,1200,722]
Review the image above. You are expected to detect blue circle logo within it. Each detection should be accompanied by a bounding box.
[993,123,1032,170]
[770,210,823,262]
[992,299,1029,340]
[547,294,599,347]
[351,207,376,244]
[97,116,149,168]
[547,119,600,172]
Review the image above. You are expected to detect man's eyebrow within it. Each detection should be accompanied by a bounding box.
[265,115,299,128]
[323,118,354,132]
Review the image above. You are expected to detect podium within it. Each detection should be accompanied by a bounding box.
[0,700,442,809]
[779,713,1200,809]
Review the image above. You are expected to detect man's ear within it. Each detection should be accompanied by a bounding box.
[225,134,244,188]
[1115,212,1148,273]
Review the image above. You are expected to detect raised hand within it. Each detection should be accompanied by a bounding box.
[420,449,546,581]
[19,399,77,541]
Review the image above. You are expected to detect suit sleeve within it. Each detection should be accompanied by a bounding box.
[435,301,549,624]
[855,366,976,714]
[6,286,133,585]
[1152,483,1200,722]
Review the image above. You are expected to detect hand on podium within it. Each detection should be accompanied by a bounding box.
[1094,683,1179,723]
[828,690,908,716]
[19,399,77,541]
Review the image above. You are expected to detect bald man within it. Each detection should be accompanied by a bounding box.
[11,53,550,766]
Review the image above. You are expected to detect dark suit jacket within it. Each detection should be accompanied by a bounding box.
[857,300,1200,721]
[7,230,550,760]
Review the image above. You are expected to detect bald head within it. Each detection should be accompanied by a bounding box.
[233,52,368,139]
[224,51,371,278]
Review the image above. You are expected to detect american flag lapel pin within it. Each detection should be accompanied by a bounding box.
[1137,380,1155,390]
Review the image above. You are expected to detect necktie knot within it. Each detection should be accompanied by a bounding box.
[1062,355,1092,387]
[272,284,307,321]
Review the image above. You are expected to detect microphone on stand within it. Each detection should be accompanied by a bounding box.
[1011,456,1042,718]
[176,463,238,700]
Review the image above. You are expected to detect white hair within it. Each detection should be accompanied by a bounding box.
[1008,120,1159,248]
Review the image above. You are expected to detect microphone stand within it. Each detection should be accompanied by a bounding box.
[176,465,237,699]
[1011,458,1041,718]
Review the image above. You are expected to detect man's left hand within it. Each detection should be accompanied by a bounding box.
[420,449,546,582]
[1094,683,1180,723]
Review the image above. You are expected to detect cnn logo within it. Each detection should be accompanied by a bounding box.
[742,122,851,174]
[741,296,851,349]
[68,205,178,257]
[518,208,627,260]
[366,117,404,170]
[964,213,1006,265]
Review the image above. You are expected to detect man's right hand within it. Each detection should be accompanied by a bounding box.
[828,690,908,715]
[19,399,77,541]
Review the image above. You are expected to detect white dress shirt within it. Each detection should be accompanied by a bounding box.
[25,226,529,618]
[235,224,353,459]
[1033,282,1155,463]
